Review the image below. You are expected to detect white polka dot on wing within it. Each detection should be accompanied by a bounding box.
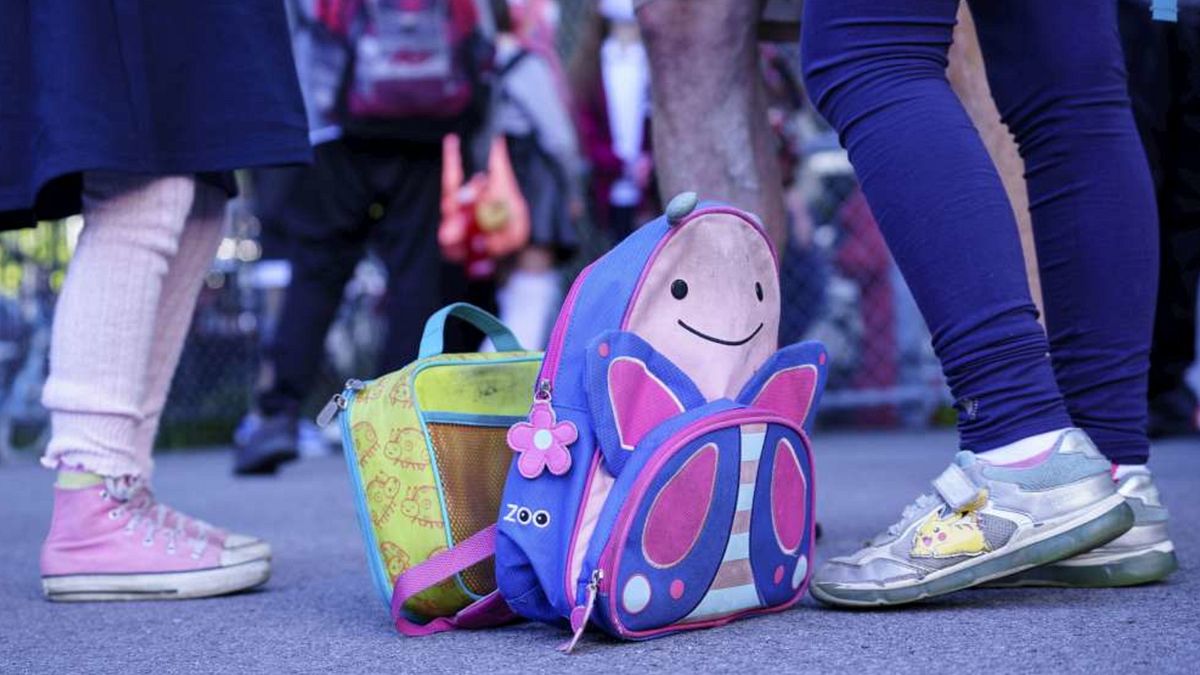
[792,555,808,590]
[623,574,652,614]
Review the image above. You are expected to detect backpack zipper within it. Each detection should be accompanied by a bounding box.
[531,263,595,405]
[558,568,603,654]
[316,379,366,428]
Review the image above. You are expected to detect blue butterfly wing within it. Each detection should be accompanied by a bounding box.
[585,330,706,476]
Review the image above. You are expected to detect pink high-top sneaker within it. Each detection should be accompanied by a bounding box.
[41,476,272,601]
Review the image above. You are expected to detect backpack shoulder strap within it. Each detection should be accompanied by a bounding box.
[390,524,516,636]
[498,48,531,79]
[496,49,539,136]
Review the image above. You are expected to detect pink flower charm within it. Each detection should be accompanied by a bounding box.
[507,401,577,479]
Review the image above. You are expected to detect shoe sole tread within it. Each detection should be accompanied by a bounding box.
[811,496,1134,608]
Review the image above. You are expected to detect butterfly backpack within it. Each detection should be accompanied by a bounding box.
[389,193,828,648]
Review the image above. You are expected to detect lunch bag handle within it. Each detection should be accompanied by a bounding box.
[418,303,523,358]
[390,524,517,636]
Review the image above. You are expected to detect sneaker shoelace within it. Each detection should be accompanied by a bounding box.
[872,493,942,546]
[102,476,211,559]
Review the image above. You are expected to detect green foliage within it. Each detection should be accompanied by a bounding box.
[0,220,73,296]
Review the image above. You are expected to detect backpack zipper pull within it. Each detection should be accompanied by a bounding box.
[316,379,365,428]
[558,569,602,654]
[535,378,552,403]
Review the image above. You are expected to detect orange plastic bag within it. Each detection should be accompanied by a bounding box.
[439,134,531,279]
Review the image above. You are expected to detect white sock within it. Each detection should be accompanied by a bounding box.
[975,428,1073,466]
[1113,464,1151,481]
[494,269,562,351]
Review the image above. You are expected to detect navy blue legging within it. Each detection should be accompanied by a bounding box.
[802,0,1158,463]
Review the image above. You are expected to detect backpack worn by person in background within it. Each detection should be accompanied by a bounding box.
[389,193,828,649]
[318,0,491,139]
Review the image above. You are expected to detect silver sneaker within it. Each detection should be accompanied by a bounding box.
[987,469,1177,587]
[810,429,1134,607]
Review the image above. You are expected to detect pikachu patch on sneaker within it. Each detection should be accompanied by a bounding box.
[911,508,990,558]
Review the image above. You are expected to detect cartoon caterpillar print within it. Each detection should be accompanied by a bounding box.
[383,427,428,470]
[353,421,380,465]
[366,475,401,528]
[388,377,413,408]
[380,541,411,581]
[361,380,385,402]
[400,485,443,529]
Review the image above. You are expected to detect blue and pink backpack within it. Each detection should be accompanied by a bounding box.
[390,194,828,648]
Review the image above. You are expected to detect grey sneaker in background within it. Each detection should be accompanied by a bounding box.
[233,411,299,476]
[987,469,1177,588]
[810,429,1134,608]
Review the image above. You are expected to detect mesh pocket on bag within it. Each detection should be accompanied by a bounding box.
[426,422,513,596]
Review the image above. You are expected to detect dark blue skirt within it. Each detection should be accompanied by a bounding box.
[0,0,312,230]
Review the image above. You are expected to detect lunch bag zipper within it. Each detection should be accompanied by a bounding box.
[316,378,366,428]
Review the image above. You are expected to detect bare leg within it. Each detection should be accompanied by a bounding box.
[947,3,1042,312]
[636,0,788,248]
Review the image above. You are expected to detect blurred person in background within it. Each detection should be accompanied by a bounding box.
[1119,0,1200,438]
[489,0,583,349]
[634,0,789,248]
[0,1,310,600]
[234,0,495,475]
[571,0,656,242]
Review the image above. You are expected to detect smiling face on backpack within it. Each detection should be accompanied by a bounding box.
[625,212,780,401]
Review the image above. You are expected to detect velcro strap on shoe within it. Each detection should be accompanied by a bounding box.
[932,465,985,512]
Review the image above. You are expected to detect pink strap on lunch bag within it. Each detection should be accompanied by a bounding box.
[390,525,517,636]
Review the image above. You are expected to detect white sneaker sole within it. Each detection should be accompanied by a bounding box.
[811,492,1133,607]
[43,559,271,602]
[985,541,1178,588]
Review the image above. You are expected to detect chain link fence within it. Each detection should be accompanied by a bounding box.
[781,118,951,429]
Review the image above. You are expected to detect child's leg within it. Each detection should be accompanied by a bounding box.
[130,180,227,469]
[236,143,368,475]
[802,0,1131,608]
[496,246,562,350]
[971,0,1158,466]
[801,0,1072,450]
[376,146,445,370]
[963,0,1176,589]
[39,173,269,602]
[41,173,196,477]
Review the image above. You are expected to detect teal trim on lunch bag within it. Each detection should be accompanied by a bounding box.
[337,381,397,610]
[412,353,544,601]
[422,411,527,427]
[418,303,524,359]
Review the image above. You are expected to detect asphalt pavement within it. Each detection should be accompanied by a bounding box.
[1,430,1196,674]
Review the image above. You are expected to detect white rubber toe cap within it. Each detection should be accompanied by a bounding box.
[220,536,271,566]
